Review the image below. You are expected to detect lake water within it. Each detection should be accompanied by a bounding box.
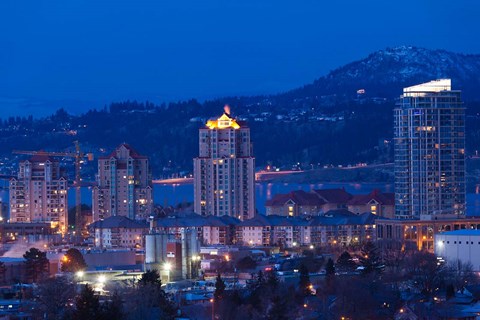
[1,180,479,216]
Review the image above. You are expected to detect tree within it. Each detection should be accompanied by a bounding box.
[138,269,161,287]
[36,276,75,320]
[336,251,357,273]
[23,248,49,283]
[61,248,87,273]
[267,295,290,320]
[73,284,101,320]
[237,256,257,270]
[325,258,335,276]
[406,251,442,297]
[0,261,6,284]
[359,242,382,274]
[266,270,280,291]
[101,291,124,320]
[298,264,312,296]
[214,273,226,301]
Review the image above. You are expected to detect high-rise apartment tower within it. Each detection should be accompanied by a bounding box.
[9,155,68,230]
[194,107,255,220]
[92,144,153,221]
[394,79,465,219]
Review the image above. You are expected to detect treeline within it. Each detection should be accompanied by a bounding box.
[1,98,480,178]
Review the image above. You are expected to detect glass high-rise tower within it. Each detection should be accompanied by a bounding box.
[394,79,465,219]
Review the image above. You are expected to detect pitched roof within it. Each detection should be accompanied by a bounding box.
[99,143,148,160]
[347,189,394,206]
[265,190,326,207]
[89,216,148,229]
[313,188,353,204]
[154,213,240,228]
[309,211,376,226]
[238,215,309,227]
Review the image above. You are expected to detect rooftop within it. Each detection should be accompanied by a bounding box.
[89,216,148,229]
[439,229,480,236]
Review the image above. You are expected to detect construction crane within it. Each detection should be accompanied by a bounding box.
[13,141,94,235]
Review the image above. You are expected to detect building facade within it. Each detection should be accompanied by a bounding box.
[193,108,255,220]
[89,215,148,248]
[9,155,68,231]
[376,217,480,252]
[394,79,465,219]
[92,144,153,221]
[435,230,480,271]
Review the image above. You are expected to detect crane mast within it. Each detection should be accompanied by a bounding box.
[12,141,93,237]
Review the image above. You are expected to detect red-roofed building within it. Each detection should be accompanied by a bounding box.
[266,188,353,216]
[347,189,395,218]
[312,188,353,211]
[265,190,326,216]
[93,144,153,221]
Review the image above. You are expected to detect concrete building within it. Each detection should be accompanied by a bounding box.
[9,155,68,231]
[193,107,255,220]
[92,144,153,221]
[89,215,148,249]
[152,213,240,246]
[435,230,480,271]
[394,79,465,219]
[236,210,375,248]
[376,217,480,252]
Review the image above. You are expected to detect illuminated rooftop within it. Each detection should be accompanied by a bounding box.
[403,79,452,97]
[205,106,241,130]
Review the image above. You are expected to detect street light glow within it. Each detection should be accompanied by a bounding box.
[76,271,85,278]
[164,262,172,271]
[98,275,106,284]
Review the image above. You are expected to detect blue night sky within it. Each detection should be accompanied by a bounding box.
[1,0,479,117]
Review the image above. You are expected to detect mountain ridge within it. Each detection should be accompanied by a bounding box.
[278,46,480,102]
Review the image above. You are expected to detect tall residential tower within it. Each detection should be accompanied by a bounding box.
[394,79,465,219]
[92,144,153,221]
[194,107,255,220]
[9,155,68,230]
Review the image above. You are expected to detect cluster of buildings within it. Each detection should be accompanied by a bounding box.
[1,78,479,276]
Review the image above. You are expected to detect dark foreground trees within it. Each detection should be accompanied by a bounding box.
[23,248,49,283]
[61,248,87,273]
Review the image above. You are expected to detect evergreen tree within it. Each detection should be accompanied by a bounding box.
[266,270,280,291]
[359,241,382,274]
[101,291,124,320]
[23,248,49,283]
[325,258,335,276]
[73,284,100,320]
[299,264,312,296]
[139,269,162,287]
[336,251,357,273]
[214,273,226,301]
[61,248,87,273]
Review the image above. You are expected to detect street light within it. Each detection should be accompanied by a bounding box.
[97,275,106,284]
[210,298,214,320]
[76,271,85,279]
[164,262,172,283]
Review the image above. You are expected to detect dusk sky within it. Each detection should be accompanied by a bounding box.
[1,0,479,117]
